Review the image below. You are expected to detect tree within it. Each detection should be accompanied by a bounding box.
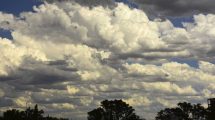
[156,108,186,120]
[32,104,44,120]
[192,104,207,120]
[156,102,207,120]
[207,102,215,120]
[24,104,44,120]
[88,108,105,120]
[44,116,69,120]
[177,102,193,120]
[88,99,144,120]
[1,104,69,120]
[3,109,24,120]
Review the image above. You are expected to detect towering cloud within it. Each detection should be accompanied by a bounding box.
[0,1,215,120]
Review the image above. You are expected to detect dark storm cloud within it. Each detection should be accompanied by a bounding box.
[45,0,116,7]
[132,0,215,17]
[0,59,80,86]
[73,0,115,7]
[46,0,215,17]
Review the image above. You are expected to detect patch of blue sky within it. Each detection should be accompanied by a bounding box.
[115,0,139,9]
[0,29,12,40]
[168,16,194,28]
[0,0,43,16]
[171,58,199,68]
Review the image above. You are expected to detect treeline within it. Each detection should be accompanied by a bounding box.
[88,99,215,120]
[156,102,211,120]
[155,99,215,120]
[1,99,215,120]
[0,105,69,120]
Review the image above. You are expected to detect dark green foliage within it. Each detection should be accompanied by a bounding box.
[156,102,207,120]
[88,99,145,120]
[1,104,69,120]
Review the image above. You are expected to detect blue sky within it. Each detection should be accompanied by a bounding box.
[0,0,42,15]
[115,0,139,8]
[0,0,42,40]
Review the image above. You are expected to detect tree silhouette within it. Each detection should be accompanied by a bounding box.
[88,108,105,120]
[192,103,207,120]
[156,102,207,120]
[33,104,44,120]
[24,104,44,120]
[3,109,23,120]
[44,116,69,120]
[1,104,69,120]
[207,108,215,120]
[88,99,145,120]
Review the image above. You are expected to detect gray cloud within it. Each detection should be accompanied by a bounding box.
[46,0,215,17]
[0,59,80,85]
[72,0,115,7]
[132,0,215,17]
[45,0,116,8]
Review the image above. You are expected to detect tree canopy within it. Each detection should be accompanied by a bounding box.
[88,99,145,120]
[1,98,215,120]
[1,104,69,120]
[156,102,207,120]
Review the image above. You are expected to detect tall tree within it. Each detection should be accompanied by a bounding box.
[156,102,207,120]
[32,104,44,120]
[88,99,144,120]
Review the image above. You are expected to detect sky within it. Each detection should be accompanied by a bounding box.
[0,0,215,120]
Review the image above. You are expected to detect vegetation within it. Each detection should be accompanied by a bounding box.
[156,99,215,120]
[1,98,215,120]
[0,104,69,120]
[88,99,145,120]
[156,102,207,120]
